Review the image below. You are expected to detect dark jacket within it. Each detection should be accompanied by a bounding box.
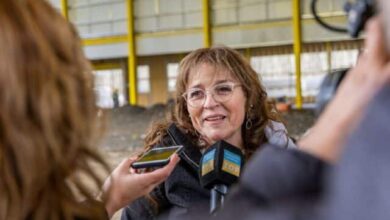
[121,123,210,220]
[181,144,329,220]
[215,145,329,220]
[121,122,296,220]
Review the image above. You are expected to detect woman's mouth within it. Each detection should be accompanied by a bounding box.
[204,115,226,122]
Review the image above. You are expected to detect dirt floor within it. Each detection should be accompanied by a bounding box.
[98,104,169,168]
[98,104,317,219]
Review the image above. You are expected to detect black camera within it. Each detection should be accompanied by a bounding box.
[311,0,376,38]
[344,0,376,37]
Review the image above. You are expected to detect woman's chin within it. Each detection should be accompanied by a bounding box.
[207,135,226,143]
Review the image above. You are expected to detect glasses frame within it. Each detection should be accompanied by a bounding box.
[182,81,241,108]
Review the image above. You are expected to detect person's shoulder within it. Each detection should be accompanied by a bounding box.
[265,120,297,149]
[268,120,287,131]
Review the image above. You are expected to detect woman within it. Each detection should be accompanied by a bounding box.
[121,46,296,219]
[0,1,179,219]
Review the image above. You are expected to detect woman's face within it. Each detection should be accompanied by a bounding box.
[185,63,247,148]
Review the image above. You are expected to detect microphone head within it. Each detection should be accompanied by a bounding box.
[199,140,244,189]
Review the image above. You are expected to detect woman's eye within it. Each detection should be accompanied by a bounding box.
[215,85,233,94]
[189,90,204,99]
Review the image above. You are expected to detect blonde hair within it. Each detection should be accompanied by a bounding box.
[0,1,108,219]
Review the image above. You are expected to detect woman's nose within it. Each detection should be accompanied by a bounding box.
[203,92,219,108]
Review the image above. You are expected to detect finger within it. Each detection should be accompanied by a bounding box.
[162,154,180,173]
[129,167,137,174]
[138,154,180,185]
[365,17,387,63]
[117,156,137,173]
[169,154,180,166]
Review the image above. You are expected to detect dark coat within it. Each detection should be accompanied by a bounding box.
[121,121,296,220]
[215,145,329,220]
[121,123,210,220]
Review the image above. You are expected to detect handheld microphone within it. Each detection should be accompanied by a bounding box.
[199,140,244,215]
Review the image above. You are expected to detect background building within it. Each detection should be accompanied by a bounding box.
[48,0,361,108]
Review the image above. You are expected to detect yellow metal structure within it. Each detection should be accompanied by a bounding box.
[80,16,346,47]
[326,42,332,74]
[138,28,202,38]
[83,35,128,46]
[213,15,346,33]
[202,0,211,47]
[92,62,122,71]
[245,48,251,61]
[292,0,302,109]
[61,0,69,20]
[126,0,137,105]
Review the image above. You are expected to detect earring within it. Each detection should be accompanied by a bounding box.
[245,104,253,130]
[245,116,252,130]
[194,129,207,147]
[198,138,207,147]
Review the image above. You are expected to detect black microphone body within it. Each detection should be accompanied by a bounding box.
[199,140,244,214]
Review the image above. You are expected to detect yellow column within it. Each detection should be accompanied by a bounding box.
[61,0,69,20]
[202,0,212,47]
[292,0,302,109]
[126,0,137,105]
[326,42,332,74]
[245,48,251,61]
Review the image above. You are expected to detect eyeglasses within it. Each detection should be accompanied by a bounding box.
[182,82,241,108]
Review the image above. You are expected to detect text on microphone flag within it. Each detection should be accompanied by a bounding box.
[201,149,215,176]
[222,150,241,177]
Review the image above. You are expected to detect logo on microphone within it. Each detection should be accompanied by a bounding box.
[222,150,241,177]
[201,149,215,176]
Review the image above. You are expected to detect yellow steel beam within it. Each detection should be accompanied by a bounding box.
[245,48,251,61]
[79,15,346,47]
[292,0,302,109]
[61,0,69,20]
[326,42,332,74]
[214,20,290,32]
[202,0,212,47]
[126,0,137,105]
[92,62,122,71]
[83,35,128,46]
[137,28,202,38]
[213,15,346,32]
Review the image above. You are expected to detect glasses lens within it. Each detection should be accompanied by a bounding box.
[213,83,234,102]
[187,89,205,107]
[184,83,237,108]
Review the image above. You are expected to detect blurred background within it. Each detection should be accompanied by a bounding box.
[48,0,360,108]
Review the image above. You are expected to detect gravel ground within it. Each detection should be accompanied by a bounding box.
[98,104,317,219]
[99,105,317,152]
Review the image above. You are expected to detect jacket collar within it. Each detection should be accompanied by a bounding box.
[167,123,202,173]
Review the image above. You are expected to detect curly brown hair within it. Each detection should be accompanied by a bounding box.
[0,1,108,219]
[143,46,280,159]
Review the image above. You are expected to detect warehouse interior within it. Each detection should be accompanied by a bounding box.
[48,0,362,108]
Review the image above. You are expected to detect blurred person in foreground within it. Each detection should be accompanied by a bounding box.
[0,1,179,219]
[121,47,297,220]
[191,2,390,220]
